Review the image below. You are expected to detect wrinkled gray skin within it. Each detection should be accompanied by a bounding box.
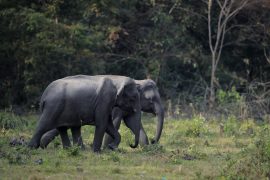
[103,79,164,147]
[28,75,141,152]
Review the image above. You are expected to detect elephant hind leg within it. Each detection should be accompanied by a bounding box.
[71,126,84,149]
[29,99,65,149]
[57,126,71,148]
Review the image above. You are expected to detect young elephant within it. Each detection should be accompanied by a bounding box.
[103,79,164,147]
[28,75,141,152]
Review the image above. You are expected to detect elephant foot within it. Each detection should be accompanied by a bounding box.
[150,139,157,144]
[108,143,118,151]
[93,148,101,153]
[40,140,49,149]
[28,141,39,149]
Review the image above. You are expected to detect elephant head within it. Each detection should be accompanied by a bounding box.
[135,79,164,144]
[103,75,141,149]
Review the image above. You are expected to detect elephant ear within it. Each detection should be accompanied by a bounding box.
[117,80,127,98]
[142,79,157,102]
[117,78,134,98]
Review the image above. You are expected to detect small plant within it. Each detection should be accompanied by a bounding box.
[5,146,31,164]
[101,151,121,163]
[239,120,256,136]
[171,155,183,164]
[58,146,81,157]
[169,149,184,164]
[186,144,206,160]
[109,152,120,162]
[185,116,208,137]
[141,144,165,155]
[216,86,241,105]
[223,116,240,136]
[67,146,80,156]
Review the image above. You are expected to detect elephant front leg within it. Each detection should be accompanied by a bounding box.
[71,126,84,149]
[93,124,107,152]
[57,127,71,148]
[105,120,121,150]
[103,116,122,148]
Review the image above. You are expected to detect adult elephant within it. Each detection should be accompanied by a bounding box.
[28,75,141,152]
[39,78,164,148]
[103,79,164,147]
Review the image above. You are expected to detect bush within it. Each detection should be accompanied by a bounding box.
[223,116,240,136]
[0,112,28,129]
[5,146,31,165]
[66,146,80,156]
[216,86,241,105]
[141,144,165,155]
[239,120,256,136]
[185,116,208,137]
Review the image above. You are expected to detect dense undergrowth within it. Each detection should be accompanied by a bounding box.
[0,111,270,179]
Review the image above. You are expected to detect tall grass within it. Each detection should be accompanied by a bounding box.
[0,111,28,129]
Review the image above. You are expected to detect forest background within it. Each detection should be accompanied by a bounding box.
[1,0,270,120]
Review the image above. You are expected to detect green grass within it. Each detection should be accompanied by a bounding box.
[0,112,269,179]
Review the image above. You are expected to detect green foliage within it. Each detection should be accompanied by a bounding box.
[239,120,256,136]
[140,144,165,155]
[222,126,270,179]
[1,0,270,113]
[107,152,121,162]
[223,116,240,136]
[185,116,209,137]
[223,117,258,137]
[0,111,28,129]
[4,146,31,165]
[57,146,81,157]
[67,146,80,156]
[216,87,241,105]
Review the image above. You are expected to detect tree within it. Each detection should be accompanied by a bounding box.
[206,0,258,109]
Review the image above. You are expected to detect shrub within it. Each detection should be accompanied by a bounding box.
[0,111,28,129]
[5,146,31,164]
[66,146,80,156]
[141,144,165,155]
[216,87,241,105]
[185,116,208,137]
[58,146,81,157]
[223,116,239,136]
[239,119,256,136]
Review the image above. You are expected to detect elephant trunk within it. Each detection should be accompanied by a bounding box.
[151,101,164,144]
[123,106,141,149]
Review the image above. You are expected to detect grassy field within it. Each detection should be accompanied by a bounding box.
[0,113,270,179]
